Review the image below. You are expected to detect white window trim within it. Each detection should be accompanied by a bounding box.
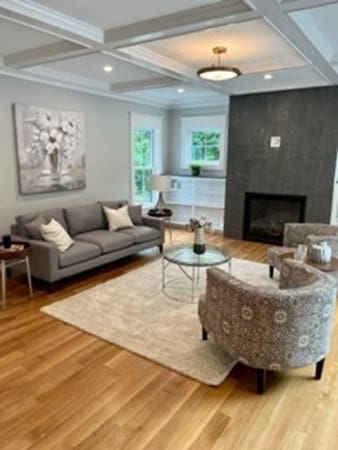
[129,112,163,205]
[180,114,226,171]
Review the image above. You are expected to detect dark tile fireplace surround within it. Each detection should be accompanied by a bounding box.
[243,192,306,245]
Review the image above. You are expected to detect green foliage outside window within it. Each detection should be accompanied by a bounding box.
[133,129,153,204]
[191,131,220,163]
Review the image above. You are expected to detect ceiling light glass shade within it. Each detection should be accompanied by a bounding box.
[197,46,241,81]
[197,66,241,81]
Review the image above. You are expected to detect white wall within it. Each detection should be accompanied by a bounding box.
[0,74,168,234]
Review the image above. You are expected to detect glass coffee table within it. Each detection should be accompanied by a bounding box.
[162,244,231,302]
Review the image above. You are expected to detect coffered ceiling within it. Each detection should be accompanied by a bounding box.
[0,0,337,109]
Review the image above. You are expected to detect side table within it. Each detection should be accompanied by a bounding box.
[148,208,173,243]
[0,241,33,308]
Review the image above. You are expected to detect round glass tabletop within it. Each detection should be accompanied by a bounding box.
[164,244,231,267]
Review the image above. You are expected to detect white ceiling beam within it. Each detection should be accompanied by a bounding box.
[0,0,103,46]
[3,41,95,68]
[104,1,258,48]
[246,0,338,83]
[110,77,180,93]
[281,0,338,13]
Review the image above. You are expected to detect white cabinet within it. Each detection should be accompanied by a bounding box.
[165,175,226,231]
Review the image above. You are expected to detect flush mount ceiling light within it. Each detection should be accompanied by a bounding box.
[103,64,113,73]
[197,46,241,81]
[177,88,185,93]
[264,73,273,80]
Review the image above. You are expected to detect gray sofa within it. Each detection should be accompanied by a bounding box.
[11,200,164,287]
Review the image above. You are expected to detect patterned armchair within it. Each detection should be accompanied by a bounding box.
[267,223,338,278]
[198,259,336,394]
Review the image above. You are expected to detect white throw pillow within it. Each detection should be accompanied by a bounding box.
[103,205,134,231]
[40,218,74,252]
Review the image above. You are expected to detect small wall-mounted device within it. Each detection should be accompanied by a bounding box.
[270,136,281,148]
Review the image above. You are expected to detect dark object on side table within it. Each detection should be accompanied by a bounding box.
[2,234,12,249]
[148,208,173,218]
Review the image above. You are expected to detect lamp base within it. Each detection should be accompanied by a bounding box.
[148,208,173,218]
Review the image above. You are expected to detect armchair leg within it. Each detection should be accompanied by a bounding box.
[202,327,208,341]
[269,265,274,279]
[315,358,325,380]
[256,369,266,394]
[158,244,163,254]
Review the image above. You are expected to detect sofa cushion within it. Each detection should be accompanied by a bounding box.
[24,215,46,240]
[40,219,74,253]
[128,205,143,225]
[103,206,134,231]
[75,230,134,254]
[121,226,160,244]
[64,203,105,236]
[16,208,67,238]
[59,240,101,268]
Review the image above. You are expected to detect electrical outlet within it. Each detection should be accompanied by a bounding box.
[270,136,281,148]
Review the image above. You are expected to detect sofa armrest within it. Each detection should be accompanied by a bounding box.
[11,235,59,282]
[141,216,165,242]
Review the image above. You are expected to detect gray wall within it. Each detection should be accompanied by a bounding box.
[167,104,229,178]
[0,74,168,234]
[224,87,338,238]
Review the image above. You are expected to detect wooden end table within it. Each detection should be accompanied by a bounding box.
[281,251,338,273]
[0,241,33,308]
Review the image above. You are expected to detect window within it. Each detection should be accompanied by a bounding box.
[181,115,226,170]
[130,113,162,205]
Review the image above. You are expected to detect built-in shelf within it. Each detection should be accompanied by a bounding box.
[165,175,226,231]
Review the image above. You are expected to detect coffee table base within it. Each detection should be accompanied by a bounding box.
[162,256,232,303]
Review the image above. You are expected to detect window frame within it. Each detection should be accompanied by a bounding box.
[180,115,226,171]
[130,113,163,206]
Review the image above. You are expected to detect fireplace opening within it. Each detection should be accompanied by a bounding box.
[243,192,306,245]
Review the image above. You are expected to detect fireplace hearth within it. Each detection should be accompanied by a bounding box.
[243,192,306,244]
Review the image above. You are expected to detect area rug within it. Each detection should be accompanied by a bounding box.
[41,258,277,386]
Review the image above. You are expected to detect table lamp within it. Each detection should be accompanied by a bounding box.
[150,174,171,211]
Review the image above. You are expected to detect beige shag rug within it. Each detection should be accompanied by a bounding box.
[41,257,277,386]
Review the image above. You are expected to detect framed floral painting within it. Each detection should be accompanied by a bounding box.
[14,104,86,194]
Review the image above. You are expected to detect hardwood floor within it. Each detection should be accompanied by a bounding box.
[1,229,337,449]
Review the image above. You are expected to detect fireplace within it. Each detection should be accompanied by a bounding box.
[243,192,306,244]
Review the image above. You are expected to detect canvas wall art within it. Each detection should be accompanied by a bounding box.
[14,104,86,194]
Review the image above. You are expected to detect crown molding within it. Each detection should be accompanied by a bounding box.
[0,66,169,109]
[0,0,103,44]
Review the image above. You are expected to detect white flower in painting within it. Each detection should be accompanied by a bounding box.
[56,132,63,143]
[50,128,58,139]
[40,131,49,144]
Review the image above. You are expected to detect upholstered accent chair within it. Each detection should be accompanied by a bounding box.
[267,223,338,279]
[198,259,336,394]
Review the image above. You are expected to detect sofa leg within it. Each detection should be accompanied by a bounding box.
[269,265,274,279]
[158,244,163,254]
[315,358,325,380]
[202,327,208,341]
[48,282,56,294]
[257,369,266,394]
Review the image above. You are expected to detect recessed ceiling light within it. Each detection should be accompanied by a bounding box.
[177,88,185,93]
[103,65,113,73]
[264,73,273,80]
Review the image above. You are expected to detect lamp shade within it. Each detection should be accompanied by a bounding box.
[151,174,171,192]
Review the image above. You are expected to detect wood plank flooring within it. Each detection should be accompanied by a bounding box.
[0,229,337,449]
